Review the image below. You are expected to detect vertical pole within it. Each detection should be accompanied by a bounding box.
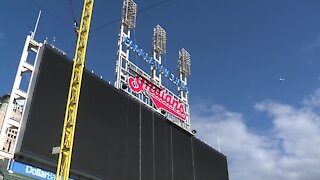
[31,11,42,39]
[115,0,137,90]
[178,48,191,130]
[151,25,166,86]
[55,0,94,179]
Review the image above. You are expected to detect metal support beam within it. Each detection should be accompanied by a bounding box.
[55,0,94,179]
[115,0,137,90]
[0,35,42,159]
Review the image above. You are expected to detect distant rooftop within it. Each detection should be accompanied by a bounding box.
[0,95,10,104]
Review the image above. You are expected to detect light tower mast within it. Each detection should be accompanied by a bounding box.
[115,0,137,89]
[151,25,166,85]
[178,48,191,125]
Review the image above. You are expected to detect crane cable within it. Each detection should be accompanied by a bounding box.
[68,0,79,33]
[66,0,171,53]
[92,0,170,32]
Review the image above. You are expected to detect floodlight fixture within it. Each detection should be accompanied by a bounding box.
[178,48,191,77]
[122,0,137,28]
[153,25,167,55]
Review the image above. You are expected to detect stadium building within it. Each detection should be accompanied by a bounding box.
[0,1,229,179]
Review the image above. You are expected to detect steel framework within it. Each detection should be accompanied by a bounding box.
[178,48,191,77]
[153,24,166,55]
[115,1,190,131]
[178,48,191,124]
[55,0,94,179]
[0,35,42,159]
[151,25,166,85]
[115,0,137,89]
[122,0,137,28]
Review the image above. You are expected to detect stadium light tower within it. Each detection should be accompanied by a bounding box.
[178,48,191,102]
[178,48,191,76]
[151,25,166,85]
[115,0,137,89]
[122,0,137,29]
[177,48,191,128]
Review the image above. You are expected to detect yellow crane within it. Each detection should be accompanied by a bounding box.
[55,0,94,179]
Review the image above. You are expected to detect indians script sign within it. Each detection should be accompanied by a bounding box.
[128,74,187,121]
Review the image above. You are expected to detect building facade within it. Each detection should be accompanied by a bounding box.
[0,95,23,154]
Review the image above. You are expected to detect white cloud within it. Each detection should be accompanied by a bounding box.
[301,34,320,52]
[302,88,320,107]
[256,100,320,179]
[191,91,320,180]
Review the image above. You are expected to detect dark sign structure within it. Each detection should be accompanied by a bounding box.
[15,45,229,180]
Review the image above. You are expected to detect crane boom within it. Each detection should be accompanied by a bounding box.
[55,0,94,179]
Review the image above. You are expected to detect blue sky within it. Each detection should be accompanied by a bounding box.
[1,0,320,179]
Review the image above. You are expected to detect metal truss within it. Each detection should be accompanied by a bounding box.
[56,0,94,179]
[0,35,42,159]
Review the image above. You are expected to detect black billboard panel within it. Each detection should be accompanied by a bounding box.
[15,45,229,180]
[15,44,71,167]
[193,138,229,180]
[172,125,194,180]
[140,105,154,180]
[153,113,172,180]
[71,66,129,179]
[123,99,140,180]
